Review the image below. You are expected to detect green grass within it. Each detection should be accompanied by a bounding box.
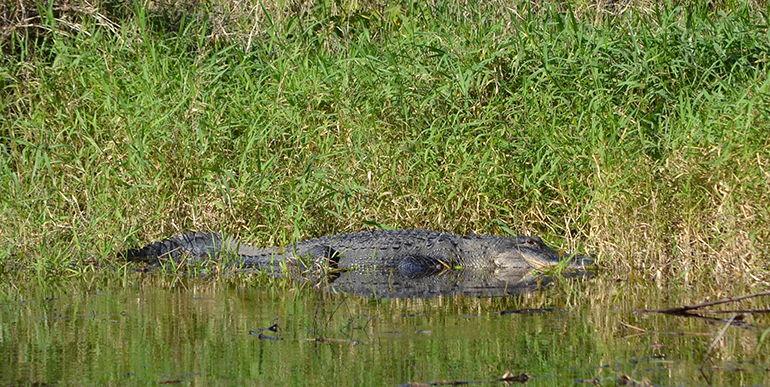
[1,0,769,285]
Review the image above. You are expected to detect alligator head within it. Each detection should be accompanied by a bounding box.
[484,235,592,271]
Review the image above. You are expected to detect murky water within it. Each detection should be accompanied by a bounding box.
[1,274,769,386]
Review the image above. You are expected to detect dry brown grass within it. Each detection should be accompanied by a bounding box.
[3,0,765,50]
[590,149,770,287]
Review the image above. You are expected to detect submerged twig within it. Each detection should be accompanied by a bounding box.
[248,330,363,345]
[635,291,770,316]
[685,309,770,314]
[700,313,737,371]
[620,320,712,339]
[401,371,529,386]
[620,321,646,332]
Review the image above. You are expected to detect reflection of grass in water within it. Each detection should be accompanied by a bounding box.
[1,0,769,288]
[576,279,770,385]
[2,272,770,386]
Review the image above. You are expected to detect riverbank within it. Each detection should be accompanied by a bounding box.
[1,0,768,285]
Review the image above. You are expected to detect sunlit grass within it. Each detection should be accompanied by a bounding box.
[1,0,769,287]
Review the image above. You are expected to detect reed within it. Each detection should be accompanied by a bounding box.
[1,0,768,286]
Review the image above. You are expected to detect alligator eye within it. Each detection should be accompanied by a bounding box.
[523,239,539,247]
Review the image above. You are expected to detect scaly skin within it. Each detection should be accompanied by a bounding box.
[125,229,591,277]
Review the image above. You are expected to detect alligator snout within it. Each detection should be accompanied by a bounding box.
[494,250,594,271]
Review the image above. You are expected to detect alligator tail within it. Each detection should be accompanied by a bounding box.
[125,231,225,263]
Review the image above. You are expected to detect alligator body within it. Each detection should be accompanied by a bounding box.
[126,229,591,279]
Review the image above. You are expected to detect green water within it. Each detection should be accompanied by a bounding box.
[1,275,768,386]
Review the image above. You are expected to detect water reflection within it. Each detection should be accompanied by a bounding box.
[328,266,581,298]
[1,275,768,386]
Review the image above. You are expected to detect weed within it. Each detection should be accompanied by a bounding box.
[1,0,769,287]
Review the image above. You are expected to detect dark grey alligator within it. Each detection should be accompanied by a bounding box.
[126,229,591,281]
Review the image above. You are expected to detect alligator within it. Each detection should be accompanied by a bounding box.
[126,229,591,281]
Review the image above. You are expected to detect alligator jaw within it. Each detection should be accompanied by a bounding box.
[522,256,553,269]
[523,253,593,270]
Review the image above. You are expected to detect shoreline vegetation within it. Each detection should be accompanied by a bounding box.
[1,0,769,286]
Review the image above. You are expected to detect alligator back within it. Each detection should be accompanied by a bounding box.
[262,229,464,268]
[126,229,466,274]
[125,231,226,262]
[125,229,586,275]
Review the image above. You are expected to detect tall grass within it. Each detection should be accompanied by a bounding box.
[1,0,769,285]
